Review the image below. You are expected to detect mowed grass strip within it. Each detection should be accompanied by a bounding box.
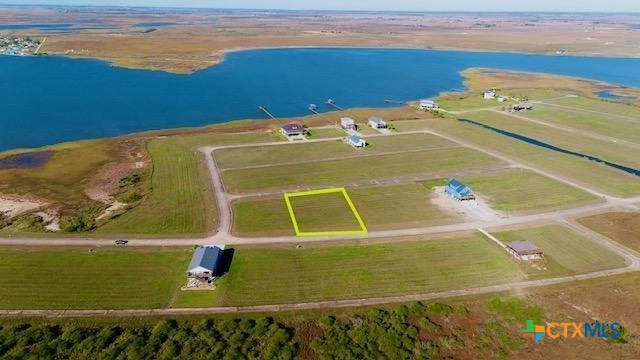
[547,96,640,119]
[214,133,457,170]
[232,183,460,236]
[494,225,626,279]
[215,234,522,306]
[223,147,502,193]
[289,192,362,233]
[460,169,599,214]
[578,212,640,252]
[425,119,640,197]
[0,247,190,309]
[97,139,214,235]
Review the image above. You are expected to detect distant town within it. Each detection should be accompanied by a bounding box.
[0,36,42,56]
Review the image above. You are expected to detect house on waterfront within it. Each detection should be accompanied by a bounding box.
[187,245,225,283]
[346,135,367,148]
[445,179,475,201]
[419,99,438,110]
[280,122,305,137]
[368,116,387,129]
[341,117,357,130]
[483,90,496,100]
[506,241,544,260]
[497,96,507,103]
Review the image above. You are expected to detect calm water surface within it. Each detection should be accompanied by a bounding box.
[1,48,640,151]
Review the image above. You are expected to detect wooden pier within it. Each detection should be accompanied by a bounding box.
[258,105,276,119]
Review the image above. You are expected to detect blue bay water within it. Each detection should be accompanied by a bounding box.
[1,48,640,151]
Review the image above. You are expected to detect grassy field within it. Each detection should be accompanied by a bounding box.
[223,147,503,193]
[546,96,640,119]
[212,233,523,306]
[214,133,457,170]
[232,183,459,236]
[527,105,640,144]
[578,212,640,252]
[438,93,501,111]
[460,169,599,213]
[307,127,345,139]
[494,225,626,278]
[289,191,363,233]
[423,119,640,197]
[0,246,191,309]
[463,110,640,168]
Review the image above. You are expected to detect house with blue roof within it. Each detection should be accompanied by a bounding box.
[187,245,224,282]
[445,179,475,201]
[346,135,367,148]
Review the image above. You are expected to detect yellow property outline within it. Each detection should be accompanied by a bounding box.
[284,187,368,237]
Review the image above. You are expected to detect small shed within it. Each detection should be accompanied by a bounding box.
[419,99,438,110]
[506,241,544,260]
[347,135,367,148]
[368,116,387,129]
[445,179,475,201]
[280,122,305,137]
[187,245,224,282]
[341,117,357,130]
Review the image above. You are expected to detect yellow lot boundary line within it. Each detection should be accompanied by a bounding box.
[284,187,368,237]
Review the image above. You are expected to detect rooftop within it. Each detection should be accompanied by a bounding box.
[188,245,223,273]
[507,241,543,254]
[447,178,474,196]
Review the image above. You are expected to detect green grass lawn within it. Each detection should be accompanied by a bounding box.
[306,127,345,139]
[212,234,523,306]
[222,147,502,193]
[460,169,599,214]
[214,133,457,170]
[547,95,640,119]
[289,192,362,233]
[392,119,440,132]
[528,105,640,144]
[578,212,640,252]
[232,183,458,236]
[0,246,191,309]
[464,111,640,168]
[438,94,500,111]
[423,119,640,197]
[494,225,626,279]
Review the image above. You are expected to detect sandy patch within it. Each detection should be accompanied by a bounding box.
[0,195,47,218]
[96,201,126,222]
[85,161,146,204]
[36,211,61,232]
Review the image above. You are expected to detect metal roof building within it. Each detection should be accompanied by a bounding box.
[187,245,224,280]
[445,179,475,201]
[506,241,544,260]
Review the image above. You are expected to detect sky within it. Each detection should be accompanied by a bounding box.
[1,0,639,12]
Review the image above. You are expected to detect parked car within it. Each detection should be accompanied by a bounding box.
[115,240,129,246]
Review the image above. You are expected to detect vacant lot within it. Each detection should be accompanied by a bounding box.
[438,94,500,111]
[527,105,640,144]
[0,246,190,309]
[494,225,626,278]
[546,96,640,119]
[97,139,215,236]
[214,233,522,306]
[223,147,502,193]
[289,191,363,233]
[578,212,640,252]
[214,133,457,170]
[464,111,640,168]
[461,169,599,214]
[424,119,640,197]
[232,183,458,236]
[307,127,345,139]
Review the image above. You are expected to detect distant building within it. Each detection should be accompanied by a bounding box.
[341,117,357,130]
[483,90,496,100]
[419,99,438,110]
[368,116,387,129]
[346,135,367,148]
[445,179,475,201]
[506,241,544,260]
[280,122,305,137]
[497,96,507,103]
[187,245,224,282]
[512,103,533,111]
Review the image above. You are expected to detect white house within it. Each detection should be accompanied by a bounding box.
[341,117,357,130]
[483,90,496,100]
[419,99,438,110]
[497,96,507,103]
[346,135,367,148]
[187,245,225,282]
[280,122,305,137]
[368,116,387,129]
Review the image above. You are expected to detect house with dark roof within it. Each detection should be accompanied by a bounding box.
[280,122,305,137]
[506,241,544,260]
[187,245,224,282]
[346,135,367,148]
[445,179,475,201]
